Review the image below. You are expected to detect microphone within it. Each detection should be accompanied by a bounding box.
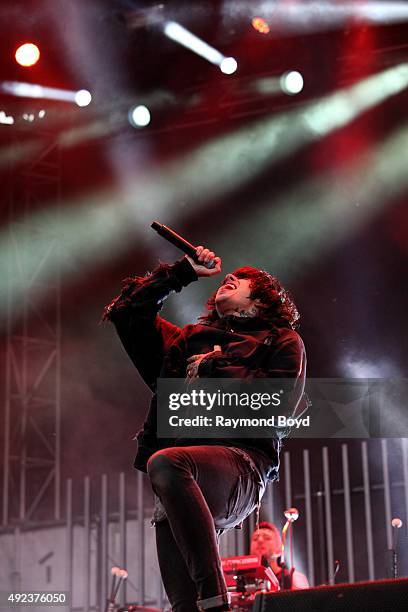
[281,508,299,572]
[284,508,299,522]
[151,221,216,269]
[389,518,402,579]
[106,566,128,612]
[392,517,403,550]
[391,517,402,529]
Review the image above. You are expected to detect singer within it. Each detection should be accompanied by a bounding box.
[103,246,306,612]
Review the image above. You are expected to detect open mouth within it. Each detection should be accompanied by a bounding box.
[221,282,237,291]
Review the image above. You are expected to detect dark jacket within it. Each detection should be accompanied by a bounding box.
[104,257,307,480]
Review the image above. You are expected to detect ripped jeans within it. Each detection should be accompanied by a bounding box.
[147,445,269,612]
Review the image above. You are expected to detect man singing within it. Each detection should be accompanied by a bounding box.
[104,246,306,612]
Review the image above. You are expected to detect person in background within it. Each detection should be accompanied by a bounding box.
[250,521,310,590]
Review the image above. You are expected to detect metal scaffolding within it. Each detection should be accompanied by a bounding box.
[2,138,62,525]
[1,438,407,610]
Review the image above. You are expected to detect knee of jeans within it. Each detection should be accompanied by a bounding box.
[147,450,178,492]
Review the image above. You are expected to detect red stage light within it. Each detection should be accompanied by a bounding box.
[15,43,40,67]
[251,17,270,35]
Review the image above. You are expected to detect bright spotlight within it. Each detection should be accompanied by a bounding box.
[0,81,93,106]
[75,89,92,107]
[0,110,14,125]
[129,105,151,128]
[164,21,237,75]
[220,57,238,75]
[281,70,304,95]
[15,43,40,67]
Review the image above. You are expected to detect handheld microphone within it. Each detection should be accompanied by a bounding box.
[151,221,216,269]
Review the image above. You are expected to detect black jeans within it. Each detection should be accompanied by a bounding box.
[147,445,267,612]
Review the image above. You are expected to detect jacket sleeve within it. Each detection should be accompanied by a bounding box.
[103,256,197,391]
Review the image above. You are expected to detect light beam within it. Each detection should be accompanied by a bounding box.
[164,21,237,74]
[0,81,92,106]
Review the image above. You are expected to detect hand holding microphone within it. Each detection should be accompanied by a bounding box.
[186,246,222,277]
[151,221,221,277]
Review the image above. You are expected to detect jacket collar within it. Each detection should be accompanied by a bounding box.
[213,314,272,332]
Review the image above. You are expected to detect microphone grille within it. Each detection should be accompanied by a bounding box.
[284,507,299,522]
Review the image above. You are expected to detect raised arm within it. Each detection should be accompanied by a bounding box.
[103,257,197,390]
[103,248,221,391]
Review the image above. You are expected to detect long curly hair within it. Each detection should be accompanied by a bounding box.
[199,266,300,329]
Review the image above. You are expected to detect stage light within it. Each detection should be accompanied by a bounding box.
[75,89,92,107]
[129,105,151,127]
[15,43,40,67]
[220,57,238,75]
[2,96,408,323]
[164,21,237,75]
[164,21,222,64]
[0,81,93,107]
[281,71,304,95]
[252,17,270,34]
[0,111,14,125]
[38,110,46,118]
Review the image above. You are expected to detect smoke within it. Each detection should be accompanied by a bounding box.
[341,354,401,378]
